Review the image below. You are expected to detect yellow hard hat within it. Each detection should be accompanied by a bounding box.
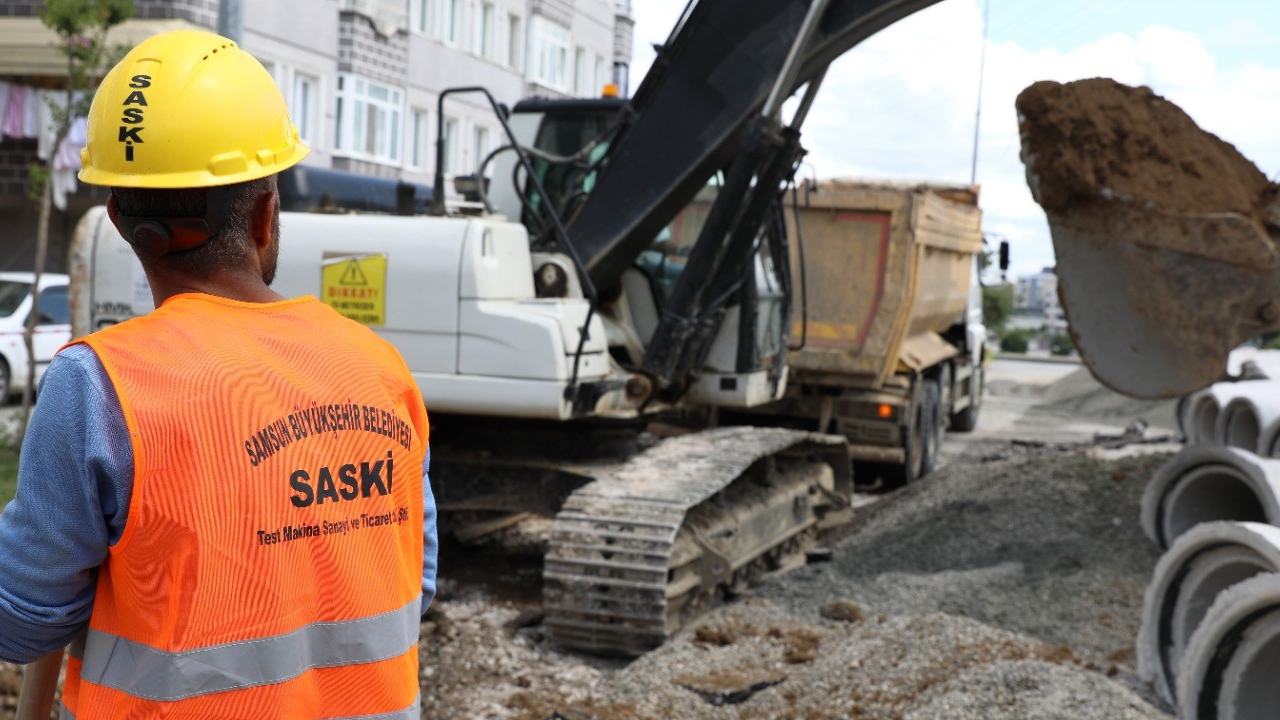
[79,29,310,188]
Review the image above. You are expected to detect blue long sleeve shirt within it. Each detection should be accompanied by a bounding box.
[0,343,438,664]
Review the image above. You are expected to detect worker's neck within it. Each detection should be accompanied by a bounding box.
[146,266,286,307]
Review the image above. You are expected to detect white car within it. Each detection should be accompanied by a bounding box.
[0,272,72,401]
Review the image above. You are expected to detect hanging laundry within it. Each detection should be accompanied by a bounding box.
[37,90,67,161]
[51,116,87,210]
[22,87,40,139]
[3,85,28,139]
[0,82,11,142]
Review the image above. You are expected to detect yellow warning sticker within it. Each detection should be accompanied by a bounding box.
[321,253,387,326]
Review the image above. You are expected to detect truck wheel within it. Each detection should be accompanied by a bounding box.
[936,364,952,437]
[0,358,9,405]
[950,365,983,433]
[920,380,942,476]
[882,383,931,490]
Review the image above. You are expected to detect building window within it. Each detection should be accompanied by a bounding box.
[413,0,436,36]
[507,13,522,70]
[530,16,570,90]
[472,125,490,175]
[479,2,496,59]
[574,46,588,96]
[409,108,431,170]
[335,74,404,164]
[292,72,319,144]
[595,55,606,95]
[441,116,459,173]
[445,0,465,46]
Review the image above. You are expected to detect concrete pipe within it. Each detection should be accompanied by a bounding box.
[1216,390,1280,456]
[1188,383,1268,447]
[1177,390,1204,443]
[1136,521,1280,705]
[1178,572,1280,720]
[1141,446,1280,550]
[1187,391,1223,447]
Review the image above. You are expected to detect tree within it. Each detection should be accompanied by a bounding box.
[18,0,134,443]
[999,329,1029,354]
[1049,332,1075,356]
[981,283,1014,331]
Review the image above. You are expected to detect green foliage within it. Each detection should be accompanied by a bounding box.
[982,284,1014,330]
[39,0,135,117]
[1049,332,1075,356]
[26,0,134,202]
[26,163,50,202]
[999,329,1031,354]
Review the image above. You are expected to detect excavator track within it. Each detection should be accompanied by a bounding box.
[543,427,850,655]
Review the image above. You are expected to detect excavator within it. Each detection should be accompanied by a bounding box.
[68,0,959,661]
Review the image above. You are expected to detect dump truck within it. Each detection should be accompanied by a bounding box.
[749,180,988,487]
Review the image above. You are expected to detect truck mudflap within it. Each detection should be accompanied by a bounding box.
[542,427,850,656]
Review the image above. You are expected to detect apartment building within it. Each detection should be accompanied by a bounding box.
[0,0,634,271]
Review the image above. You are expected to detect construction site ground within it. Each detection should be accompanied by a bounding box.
[0,357,1182,719]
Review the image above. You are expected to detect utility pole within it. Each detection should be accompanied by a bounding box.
[969,0,991,186]
[218,0,243,43]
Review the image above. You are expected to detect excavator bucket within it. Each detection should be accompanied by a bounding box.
[1017,78,1280,399]
[1041,201,1278,399]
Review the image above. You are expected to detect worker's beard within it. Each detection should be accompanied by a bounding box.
[262,207,281,286]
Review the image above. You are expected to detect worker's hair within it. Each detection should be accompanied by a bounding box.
[111,175,276,274]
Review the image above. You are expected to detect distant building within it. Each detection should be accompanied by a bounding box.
[0,0,633,272]
[1015,266,1059,314]
[1007,266,1066,333]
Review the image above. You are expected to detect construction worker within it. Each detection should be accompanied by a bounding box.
[0,29,436,720]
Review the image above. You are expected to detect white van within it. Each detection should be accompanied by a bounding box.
[0,272,72,401]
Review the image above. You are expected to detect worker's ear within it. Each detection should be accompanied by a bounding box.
[106,193,122,232]
[250,189,278,250]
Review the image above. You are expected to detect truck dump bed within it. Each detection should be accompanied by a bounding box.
[786,181,983,387]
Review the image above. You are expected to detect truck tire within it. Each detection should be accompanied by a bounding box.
[950,365,983,433]
[882,382,932,489]
[920,379,942,476]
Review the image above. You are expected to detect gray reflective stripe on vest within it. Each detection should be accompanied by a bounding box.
[59,695,422,720]
[79,597,421,702]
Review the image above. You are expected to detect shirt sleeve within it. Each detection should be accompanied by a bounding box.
[422,446,438,617]
[0,344,133,664]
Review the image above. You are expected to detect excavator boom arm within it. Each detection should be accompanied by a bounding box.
[567,0,944,292]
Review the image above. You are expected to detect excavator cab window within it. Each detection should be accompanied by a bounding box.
[635,178,722,309]
[519,99,623,240]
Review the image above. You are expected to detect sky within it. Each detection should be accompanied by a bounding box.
[627,0,1280,281]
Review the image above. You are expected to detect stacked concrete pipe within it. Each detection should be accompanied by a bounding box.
[1177,572,1280,720]
[1185,384,1260,447]
[1219,391,1280,456]
[1137,521,1280,706]
[1141,446,1280,550]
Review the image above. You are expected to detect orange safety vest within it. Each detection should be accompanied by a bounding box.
[61,294,427,720]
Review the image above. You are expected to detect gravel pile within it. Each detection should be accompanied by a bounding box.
[1035,368,1178,431]
[404,444,1177,719]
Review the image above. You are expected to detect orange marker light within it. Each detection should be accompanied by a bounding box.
[877,404,893,419]
[602,83,619,98]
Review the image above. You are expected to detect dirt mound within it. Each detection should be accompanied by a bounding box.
[1016,78,1276,216]
[1036,367,1178,429]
